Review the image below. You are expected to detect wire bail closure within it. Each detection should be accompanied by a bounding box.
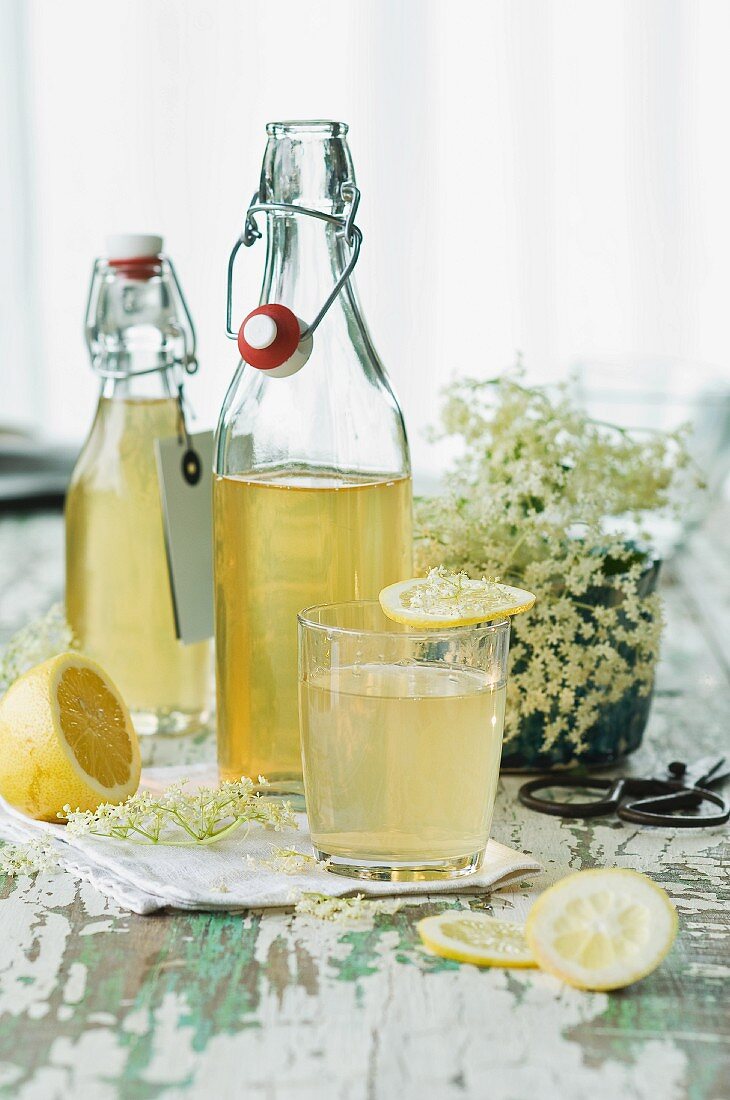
[225,181,363,344]
[85,253,200,477]
[84,255,199,381]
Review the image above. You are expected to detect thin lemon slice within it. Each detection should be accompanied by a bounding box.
[380,570,536,629]
[525,869,678,991]
[418,911,537,968]
[0,652,141,821]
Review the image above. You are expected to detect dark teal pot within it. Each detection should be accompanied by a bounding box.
[501,557,661,772]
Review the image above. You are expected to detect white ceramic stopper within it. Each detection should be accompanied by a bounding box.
[106,233,163,259]
[243,313,278,350]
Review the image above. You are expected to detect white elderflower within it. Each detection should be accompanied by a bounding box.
[0,839,58,877]
[255,847,322,875]
[414,367,693,754]
[294,893,403,922]
[0,605,74,696]
[62,778,297,846]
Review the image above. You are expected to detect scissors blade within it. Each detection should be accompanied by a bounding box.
[668,756,729,789]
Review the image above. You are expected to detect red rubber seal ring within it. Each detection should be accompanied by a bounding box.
[238,304,301,370]
[108,255,162,281]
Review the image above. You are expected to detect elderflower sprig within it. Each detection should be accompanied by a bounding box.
[62,777,297,845]
[252,846,322,875]
[294,893,403,921]
[0,605,74,696]
[0,839,59,877]
[403,566,507,617]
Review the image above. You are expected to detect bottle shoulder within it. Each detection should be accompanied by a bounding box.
[215,354,410,480]
[68,396,179,492]
[219,204,410,480]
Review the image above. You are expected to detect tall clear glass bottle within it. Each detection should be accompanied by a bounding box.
[214,121,413,790]
[66,235,212,736]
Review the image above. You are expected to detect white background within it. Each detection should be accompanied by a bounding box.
[1,0,729,478]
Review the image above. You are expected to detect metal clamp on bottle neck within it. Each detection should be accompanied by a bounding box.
[225,182,363,377]
[85,254,199,381]
[85,249,201,472]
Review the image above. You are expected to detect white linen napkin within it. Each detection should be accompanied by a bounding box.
[0,765,542,915]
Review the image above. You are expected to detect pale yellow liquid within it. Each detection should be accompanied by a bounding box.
[214,473,413,783]
[65,398,211,731]
[300,663,506,862]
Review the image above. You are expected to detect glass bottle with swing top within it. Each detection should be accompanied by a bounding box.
[65,234,212,736]
[215,120,413,794]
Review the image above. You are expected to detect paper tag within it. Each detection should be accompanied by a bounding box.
[154,431,214,644]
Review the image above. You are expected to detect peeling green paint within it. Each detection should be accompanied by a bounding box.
[0,508,728,1098]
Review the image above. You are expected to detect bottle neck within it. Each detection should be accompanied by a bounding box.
[258,123,367,332]
[215,121,410,482]
[260,215,350,322]
[99,365,178,402]
[86,256,196,391]
[260,120,353,212]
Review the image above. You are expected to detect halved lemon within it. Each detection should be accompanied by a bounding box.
[0,652,141,821]
[525,869,678,991]
[418,911,537,968]
[380,569,536,629]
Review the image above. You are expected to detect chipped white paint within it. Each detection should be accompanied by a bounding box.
[78,880,126,920]
[0,873,76,1018]
[16,1028,129,1100]
[78,920,118,936]
[62,962,86,1005]
[0,509,728,1099]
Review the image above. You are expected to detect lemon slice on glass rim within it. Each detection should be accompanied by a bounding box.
[525,869,678,991]
[418,911,537,968]
[380,567,536,629]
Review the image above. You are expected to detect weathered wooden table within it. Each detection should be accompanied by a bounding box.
[0,507,727,1100]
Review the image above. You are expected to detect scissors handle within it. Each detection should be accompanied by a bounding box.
[518,775,625,818]
[620,784,730,827]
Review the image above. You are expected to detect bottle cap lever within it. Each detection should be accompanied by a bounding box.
[237,304,313,378]
[226,182,362,378]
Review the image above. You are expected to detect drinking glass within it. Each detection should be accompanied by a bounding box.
[298,601,511,880]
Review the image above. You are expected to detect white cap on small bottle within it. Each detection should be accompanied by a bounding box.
[106,234,163,260]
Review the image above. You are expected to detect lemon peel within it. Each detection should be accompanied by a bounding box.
[418,911,537,968]
[0,652,141,821]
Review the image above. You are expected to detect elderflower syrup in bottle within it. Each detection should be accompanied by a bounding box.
[215,121,413,792]
[66,235,212,736]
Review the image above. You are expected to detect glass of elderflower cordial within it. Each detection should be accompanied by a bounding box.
[297,570,535,881]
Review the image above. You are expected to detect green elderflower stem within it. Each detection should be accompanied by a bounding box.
[62,779,297,846]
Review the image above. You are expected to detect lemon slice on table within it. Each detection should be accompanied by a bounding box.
[380,568,536,629]
[0,652,141,821]
[525,869,678,991]
[418,912,537,968]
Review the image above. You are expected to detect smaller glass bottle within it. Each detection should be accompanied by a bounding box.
[65,234,212,736]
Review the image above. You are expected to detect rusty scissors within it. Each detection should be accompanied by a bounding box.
[518,755,729,828]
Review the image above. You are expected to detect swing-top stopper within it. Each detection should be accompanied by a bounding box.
[238,304,313,378]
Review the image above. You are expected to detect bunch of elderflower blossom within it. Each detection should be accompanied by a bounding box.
[414,369,695,754]
[0,839,58,877]
[63,777,296,845]
[0,604,73,696]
